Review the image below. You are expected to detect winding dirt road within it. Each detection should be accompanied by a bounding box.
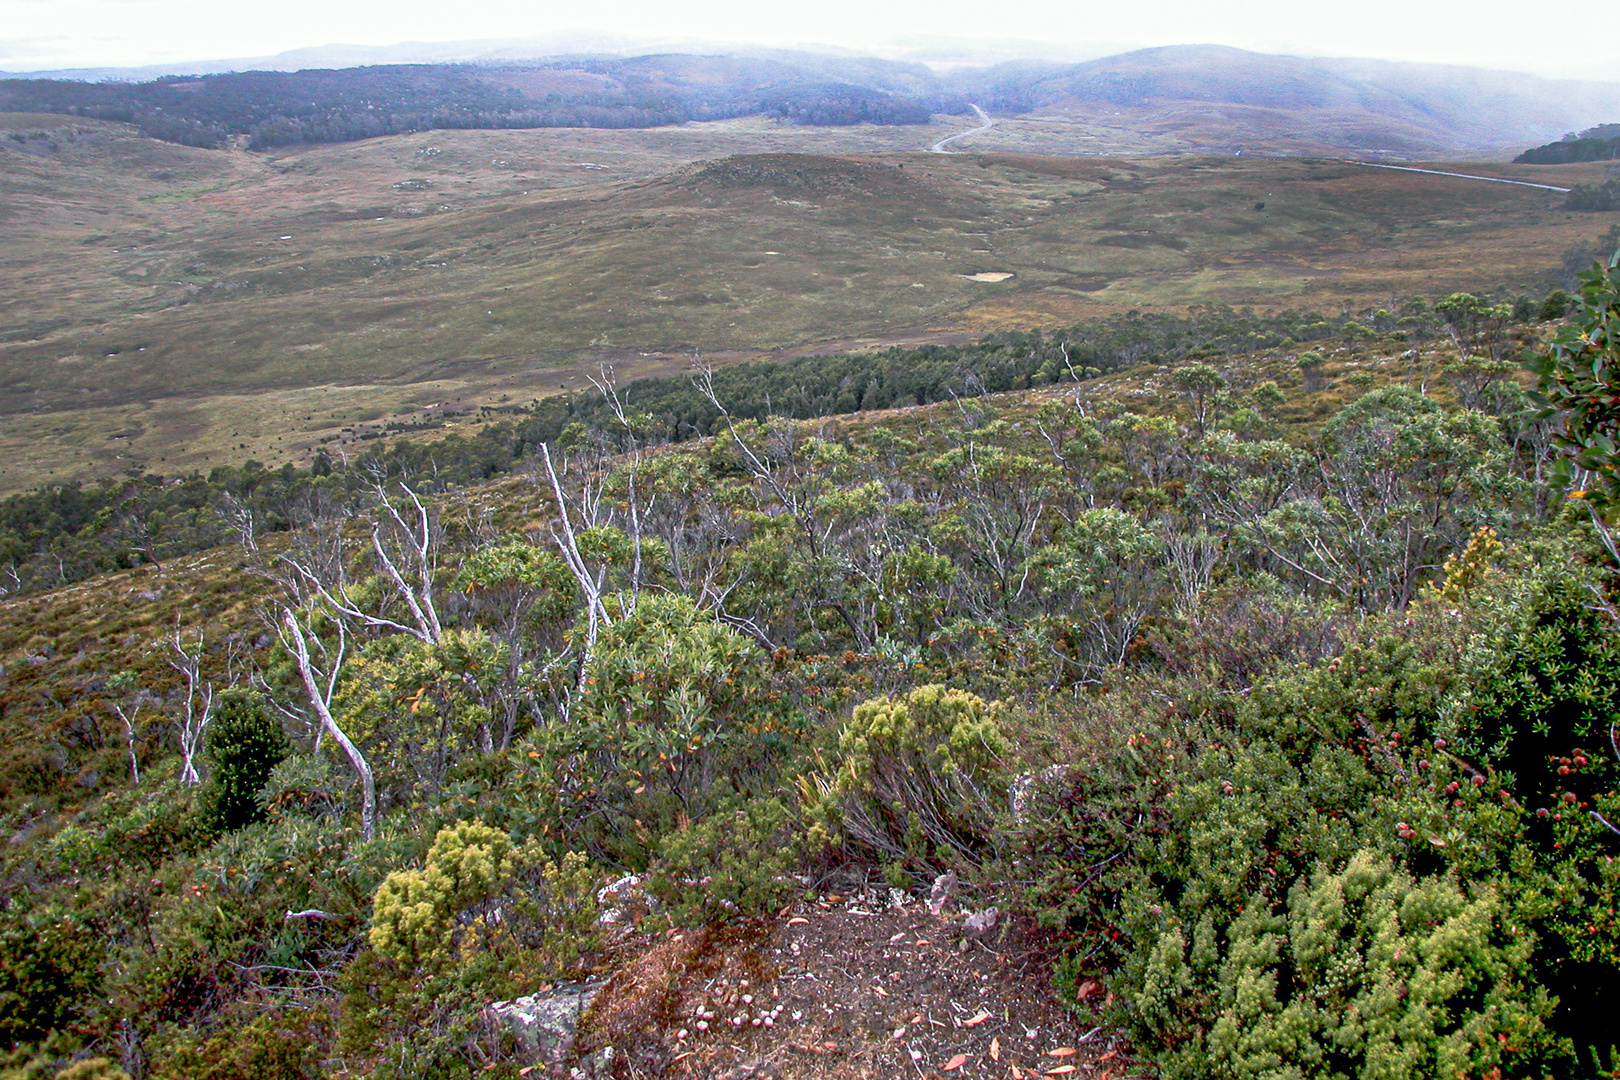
[1342,160,1572,193]
[930,104,996,153]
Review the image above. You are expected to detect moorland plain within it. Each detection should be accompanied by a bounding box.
[1,108,1615,492]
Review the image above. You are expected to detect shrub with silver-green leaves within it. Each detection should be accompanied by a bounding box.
[519,592,795,865]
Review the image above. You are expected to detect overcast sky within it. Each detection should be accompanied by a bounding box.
[0,0,1608,79]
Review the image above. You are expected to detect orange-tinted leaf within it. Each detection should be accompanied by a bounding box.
[990,1037,1001,1062]
[1047,1048,1077,1058]
[944,1054,969,1071]
[1045,1066,1078,1075]
[965,1010,992,1026]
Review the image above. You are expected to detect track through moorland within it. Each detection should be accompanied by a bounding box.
[1343,159,1573,192]
[929,104,997,152]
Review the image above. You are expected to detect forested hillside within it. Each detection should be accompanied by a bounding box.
[6,43,1620,156]
[2,252,1618,1079]
[1516,122,1620,164]
[0,56,947,150]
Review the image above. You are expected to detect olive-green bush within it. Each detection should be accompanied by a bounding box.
[514,591,795,866]
[649,795,804,923]
[1013,539,1619,1078]
[806,683,1009,875]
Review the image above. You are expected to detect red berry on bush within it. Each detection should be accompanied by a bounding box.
[1564,792,1578,803]
[1537,808,1549,818]
[1434,738,1447,750]
[1418,759,1430,770]
[1472,775,1485,786]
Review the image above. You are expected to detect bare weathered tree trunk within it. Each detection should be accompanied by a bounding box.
[220,490,258,553]
[166,629,216,786]
[279,609,375,841]
[539,441,612,717]
[111,700,143,786]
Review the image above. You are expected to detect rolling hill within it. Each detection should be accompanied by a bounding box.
[2,106,1616,492]
[6,44,1620,158]
[962,45,1620,156]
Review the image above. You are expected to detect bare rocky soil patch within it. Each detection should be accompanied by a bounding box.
[571,886,1132,1080]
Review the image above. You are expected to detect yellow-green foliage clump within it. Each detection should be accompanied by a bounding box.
[368,821,602,978]
[1429,524,1505,604]
[807,684,1009,873]
[369,820,517,970]
[0,1047,129,1080]
[49,1062,128,1080]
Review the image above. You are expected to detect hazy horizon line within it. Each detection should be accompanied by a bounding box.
[5,32,1619,86]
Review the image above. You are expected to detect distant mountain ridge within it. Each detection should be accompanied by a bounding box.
[3,43,1618,157]
[961,45,1620,154]
[0,55,955,149]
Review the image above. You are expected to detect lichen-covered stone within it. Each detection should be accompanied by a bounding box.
[487,981,605,1070]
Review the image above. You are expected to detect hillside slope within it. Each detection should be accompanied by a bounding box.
[965,45,1620,156]
[3,113,1613,492]
[3,304,1618,1076]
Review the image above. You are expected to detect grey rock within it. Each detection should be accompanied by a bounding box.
[962,906,1001,941]
[927,870,958,916]
[487,981,605,1068]
[569,1045,613,1079]
[595,873,659,926]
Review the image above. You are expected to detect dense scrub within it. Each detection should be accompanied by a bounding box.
[1515,126,1620,165]
[1,263,1618,1077]
[0,293,1554,599]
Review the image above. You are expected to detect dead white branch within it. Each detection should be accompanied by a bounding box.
[166,628,216,787]
[279,608,375,841]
